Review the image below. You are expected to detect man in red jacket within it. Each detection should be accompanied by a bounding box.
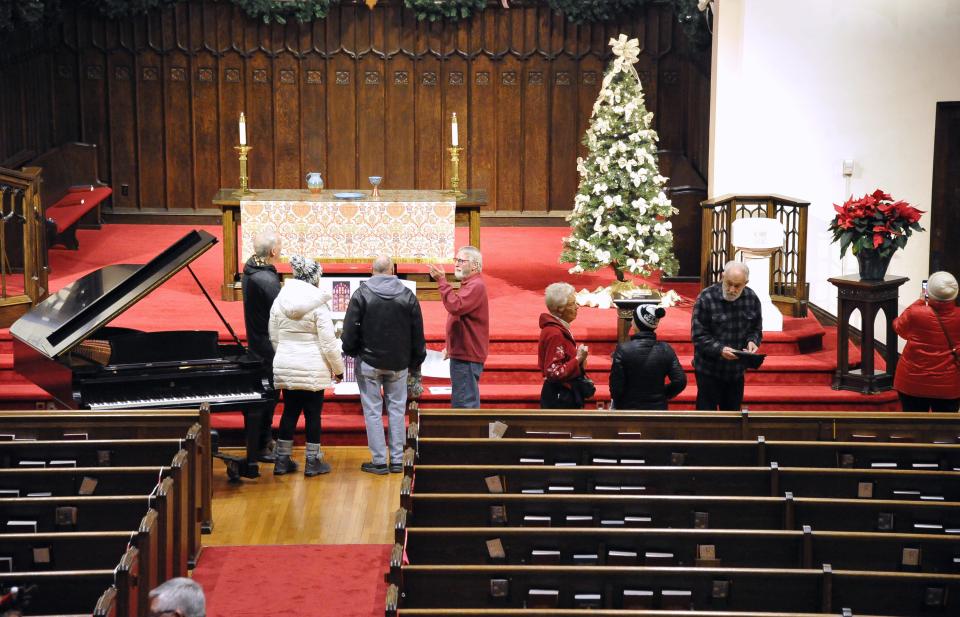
[429,246,490,408]
[893,271,960,412]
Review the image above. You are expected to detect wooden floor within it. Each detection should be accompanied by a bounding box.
[205,446,401,546]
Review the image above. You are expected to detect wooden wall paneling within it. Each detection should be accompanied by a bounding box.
[300,22,328,189]
[135,13,166,210]
[106,20,138,210]
[79,16,110,184]
[216,5,244,191]
[245,23,275,190]
[382,4,415,190]
[162,5,194,210]
[325,10,358,189]
[467,12,497,209]
[496,54,522,211]
[53,40,81,146]
[413,40,442,191]
[273,49,302,189]
[521,8,549,212]
[0,1,710,229]
[548,13,578,213]
[190,8,220,209]
[356,8,386,187]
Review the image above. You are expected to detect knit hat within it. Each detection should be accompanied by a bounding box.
[290,255,321,285]
[928,271,958,301]
[634,304,666,330]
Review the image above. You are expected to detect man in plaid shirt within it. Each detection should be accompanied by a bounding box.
[691,261,763,410]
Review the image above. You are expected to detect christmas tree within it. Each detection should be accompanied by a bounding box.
[561,34,679,283]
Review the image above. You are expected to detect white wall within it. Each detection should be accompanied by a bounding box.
[710,0,960,338]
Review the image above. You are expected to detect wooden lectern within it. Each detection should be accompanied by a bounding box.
[828,274,908,394]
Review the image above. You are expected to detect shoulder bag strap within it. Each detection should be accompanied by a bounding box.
[929,306,960,368]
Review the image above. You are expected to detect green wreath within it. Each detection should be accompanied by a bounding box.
[404,0,487,22]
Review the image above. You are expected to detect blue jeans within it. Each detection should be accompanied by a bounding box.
[450,359,483,408]
[356,360,408,465]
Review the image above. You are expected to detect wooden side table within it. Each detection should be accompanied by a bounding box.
[828,274,908,394]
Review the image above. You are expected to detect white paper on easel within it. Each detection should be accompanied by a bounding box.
[421,349,450,379]
[333,382,360,396]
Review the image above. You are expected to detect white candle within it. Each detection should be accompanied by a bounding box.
[239,112,247,145]
[451,112,459,147]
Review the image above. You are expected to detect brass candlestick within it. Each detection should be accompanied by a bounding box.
[234,145,253,196]
[447,146,466,198]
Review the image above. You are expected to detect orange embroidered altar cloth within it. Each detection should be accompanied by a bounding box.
[240,189,456,263]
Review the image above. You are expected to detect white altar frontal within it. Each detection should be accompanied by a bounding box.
[240,189,456,263]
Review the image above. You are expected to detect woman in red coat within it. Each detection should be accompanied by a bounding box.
[538,282,590,408]
[893,271,960,411]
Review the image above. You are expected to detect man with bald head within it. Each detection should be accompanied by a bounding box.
[240,229,284,473]
[342,255,426,474]
[691,260,763,411]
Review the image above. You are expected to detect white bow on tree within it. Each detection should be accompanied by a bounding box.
[603,34,641,90]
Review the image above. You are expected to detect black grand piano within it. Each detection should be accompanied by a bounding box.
[10,229,271,412]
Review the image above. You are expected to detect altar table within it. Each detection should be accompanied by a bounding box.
[212,188,487,301]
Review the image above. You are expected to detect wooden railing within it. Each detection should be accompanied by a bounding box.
[0,164,48,326]
[700,194,809,317]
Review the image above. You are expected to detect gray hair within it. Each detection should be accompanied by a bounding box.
[372,255,394,275]
[148,578,205,617]
[457,246,483,272]
[544,282,576,314]
[253,229,279,259]
[723,260,750,279]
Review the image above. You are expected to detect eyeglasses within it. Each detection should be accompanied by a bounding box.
[454,258,471,264]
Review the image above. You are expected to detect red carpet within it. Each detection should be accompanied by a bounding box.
[191,544,391,617]
[0,223,899,428]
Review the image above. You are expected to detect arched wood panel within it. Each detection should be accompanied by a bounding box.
[0,0,709,275]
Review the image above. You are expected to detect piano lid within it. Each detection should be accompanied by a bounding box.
[10,229,219,358]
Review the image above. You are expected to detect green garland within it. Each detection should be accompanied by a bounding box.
[404,0,487,22]
[1,0,709,47]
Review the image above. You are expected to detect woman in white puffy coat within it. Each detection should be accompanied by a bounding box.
[269,255,345,476]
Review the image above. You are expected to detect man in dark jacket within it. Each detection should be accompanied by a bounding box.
[691,261,763,410]
[610,304,686,410]
[241,230,283,471]
[342,255,426,474]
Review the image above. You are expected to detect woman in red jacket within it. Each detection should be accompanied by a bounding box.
[893,271,960,411]
[538,282,591,408]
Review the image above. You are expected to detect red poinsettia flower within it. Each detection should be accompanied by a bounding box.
[829,189,925,258]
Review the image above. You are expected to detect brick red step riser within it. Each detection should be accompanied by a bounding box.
[478,369,836,386]
[483,340,815,356]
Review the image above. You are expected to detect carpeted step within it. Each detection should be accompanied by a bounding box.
[0,383,54,410]
[482,349,860,386]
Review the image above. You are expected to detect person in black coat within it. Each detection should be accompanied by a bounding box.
[240,229,283,473]
[609,304,687,410]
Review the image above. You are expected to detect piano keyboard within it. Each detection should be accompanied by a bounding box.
[88,391,264,411]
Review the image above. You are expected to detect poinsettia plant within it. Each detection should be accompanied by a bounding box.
[829,189,925,258]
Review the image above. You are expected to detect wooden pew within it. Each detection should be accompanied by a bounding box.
[0,409,213,535]
[0,546,139,617]
[0,437,192,467]
[0,466,172,496]
[408,464,960,501]
[20,142,110,250]
[412,410,960,443]
[400,494,960,534]
[397,526,960,573]
[388,563,960,615]
[386,587,891,617]
[412,438,960,470]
